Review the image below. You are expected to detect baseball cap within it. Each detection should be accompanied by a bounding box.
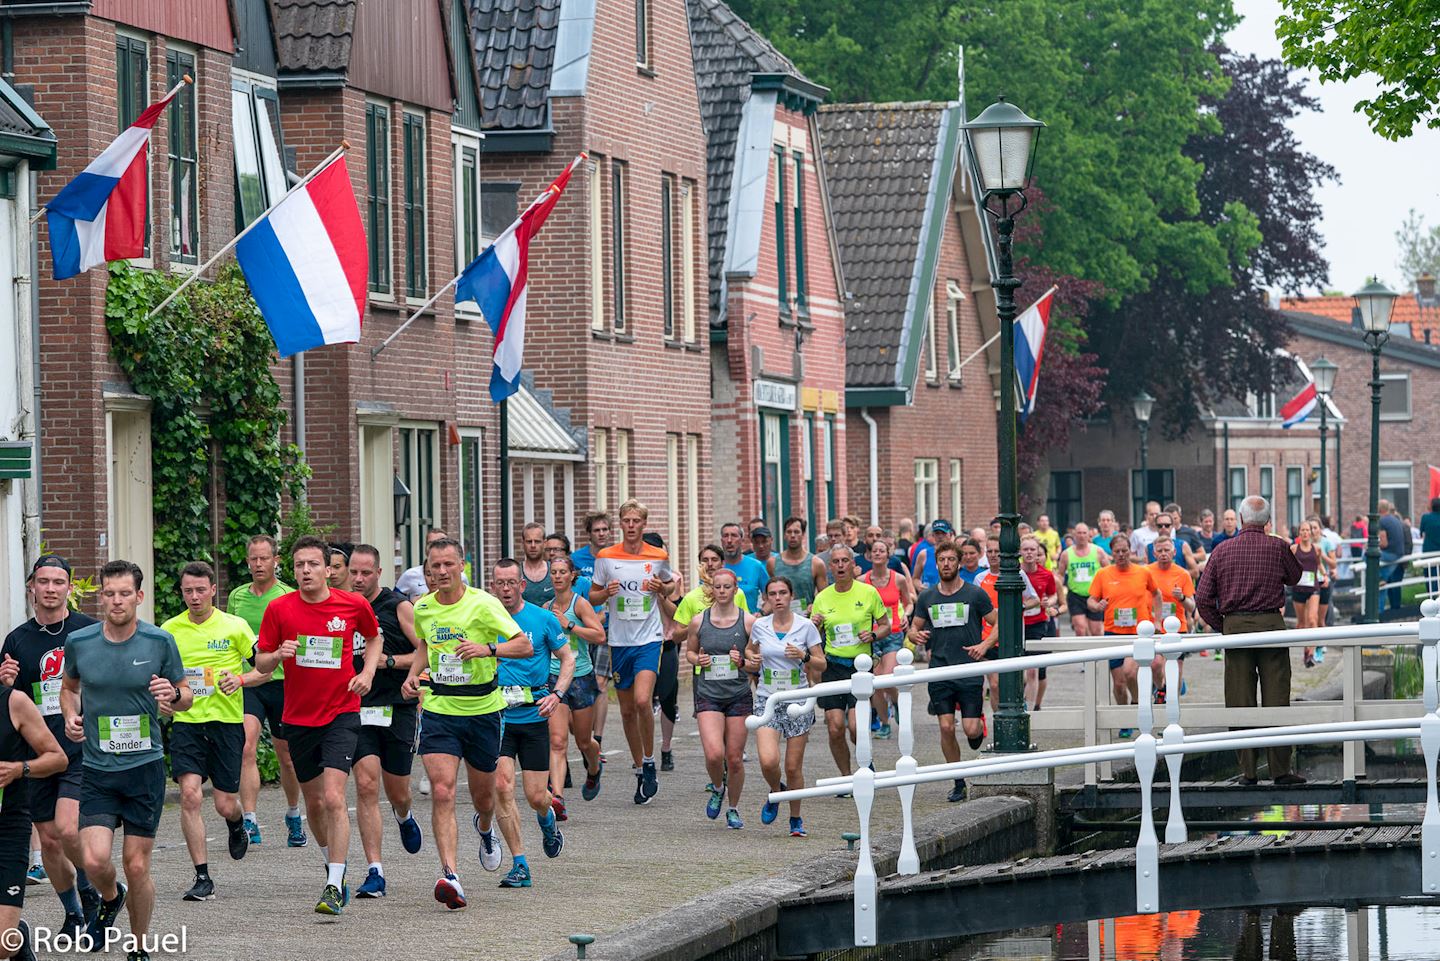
[642,532,666,550]
[931,520,954,535]
[750,526,773,539]
[28,554,72,580]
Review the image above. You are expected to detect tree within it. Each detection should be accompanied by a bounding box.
[1395,209,1440,282]
[1276,0,1440,140]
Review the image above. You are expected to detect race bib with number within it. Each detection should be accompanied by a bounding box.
[360,705,394,727]
[501,685,535,707]
[790,599,805,613]
[432,652,470,685]
[184,666,216,697]
[31,679,61,717]
[295,635,344,669]
[1160,601,1177,618]
[706,656,737,679]
[930,602,968,628]
[1114,607,1137,628]
[762,666,802,690]
[832,622,857,643]
[1073,566,1094,584]
[98,714,151,754]
[1299,571,1316,587]
[617,594,652,620]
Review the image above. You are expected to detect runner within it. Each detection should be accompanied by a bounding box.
[571,512,612,752]
[402,537,530,910]
[860,538,912,740]
[772,518,826,612]
[395,529,462,601]
[0,555,100,936]
[1019,537,1059,712]
[61,560,189,960]
[748,576,824,837]
[571,512,611,580]
[684,570,756,829]
[957,538,986,586]
[720,522,768,612]
[643,532,685,773]
[1147,536,1195,697]
[326,544,354,592]
[1056,523,1108,643]
[519,523,554,607]
[1093,510,1119,554]
[978,537,1041,713]
[346,545,424,899]
[254,536,382,917]
[1311,517,1339,658]
[749,526,776,572]
[589,500,677,805]
[543,534,591,599]
[158,562,260,901]
[1086,538,1160,737]
[1034,515,1062,569]
[226,535,304,848]
[1291,523,1330,667]
[544,556,605,817]
[908,541,996,801]
[810,546,891,777]
[490,560,574,888]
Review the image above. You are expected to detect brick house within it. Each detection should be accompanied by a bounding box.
[687,0,848,540]
[818,101,999,533]
[464,0,712,578]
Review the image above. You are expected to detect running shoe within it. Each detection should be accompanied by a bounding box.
[25,864,45,885]
[1153,687,1167,705]
[661,750,674,772]
[182,875,215,902]
[398,812,423,854]
[1118,728,1136,740]
[761,782,784,825]
[125,952,148,961]
[59,912,86,943]
[473,814,504,871]
[633,771,651,806]
[1179,679,1188,696]
[356,867,386,898]
[420,774,432,796]
[870,713,881,733]
[725,808,743,830]
[227,818,250,860]
[285,813,307,848]
[80,883,101,924]
[434,873,466,909]
[14,919,34,961]
[540,819,564,859]
[1315,646,1326,664]
[876,722,892,739]
[582,763,602,801]
[245,818,262,846]
[499,862,532,888]
[314,883,344,916]
[641,759,659,799]
[947,779,967,803]
[706,783,724,819]
[551,795,568,822]
[88,882,126,945]
[789,817,807,838]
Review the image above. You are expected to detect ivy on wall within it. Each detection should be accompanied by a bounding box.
[104,262,310,615]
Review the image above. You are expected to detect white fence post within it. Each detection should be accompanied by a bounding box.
[893,649,920,875]
[852,654,876,772]
[1161,615,1187,843]
[850,653,878,947]
[1134,621,1156,735]
[1421,600,1440,894]
[1132,624,1160,913]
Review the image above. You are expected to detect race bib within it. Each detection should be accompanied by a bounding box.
[432,652,470,685]
[617,594,652,620]
[295,635,344,669]
[1114,607,1137,628]
[930,603,967,628]
[1299,571,1316,587]
[98,714,151,754]
[762,666,802,690]
[832,622,857,644]
[1160,601,1177,618]
[184,666,216,697]
[706,656,737,679]
[360,705,393,727]
[1073,566,1094,584]
[31,679,61,717]
[501,685,535,707]
[790,599,804,613]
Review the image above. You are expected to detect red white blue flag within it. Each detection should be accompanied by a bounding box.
[456,154,585,402]
[1014,287,1056,423]
[1280,381,1318,428]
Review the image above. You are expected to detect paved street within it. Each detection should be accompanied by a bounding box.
[34,648,1340,961]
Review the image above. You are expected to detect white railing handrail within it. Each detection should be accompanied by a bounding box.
[769,600,1440,948]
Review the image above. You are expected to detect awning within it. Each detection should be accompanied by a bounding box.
[509,384,584,461]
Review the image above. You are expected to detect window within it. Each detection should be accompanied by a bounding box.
[1247,391,1276,419]
[924,298,939,382]
[116,34,149,258]
[685,434,701,580]
[1286,466,1304,534]
[1380,373,1412,420]
[1131,469,1174,525]
[402,112,427,298]
[1046,470,1082,534]
[589,156,604,331]
[950,459,964,526]
[823,415,836,522]
[634,0,650,68]
[616,429,632,501]
[232,77,288,229]
[166,49,198,264]
[661,174,675,340]
[1380,462,1413,519]
[801,414,815,542]
[398,426,439,570]
[1259,465,1274,503]
[773,146,788,312]
[358,423,395,552]
[460,431,486,581]
[792,151,807,311]
[946,281,964,379]
[914,458,939,525]
[1228,467,1247,513]
[480,182,518,246]
[761,413,789,533]
[611,160,627,331]
[365,102,391,294]
[453,138,479,272]
[593,429,609,510]
[666,434,680,555]
[681,179,697,342]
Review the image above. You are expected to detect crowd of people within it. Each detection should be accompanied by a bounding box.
[0,491,1396,959]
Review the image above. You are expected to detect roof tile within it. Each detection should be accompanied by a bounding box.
[269,0,357,74]
[468,0,558,131]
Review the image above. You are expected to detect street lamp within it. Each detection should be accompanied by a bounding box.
[1310,356,1338,520]
[1354,279,1397,622]
[1133,390,1154,514]
[964,96,1044,753]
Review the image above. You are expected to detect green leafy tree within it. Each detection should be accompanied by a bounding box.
[1395,209,1440,282]
[1276,0,1440,140]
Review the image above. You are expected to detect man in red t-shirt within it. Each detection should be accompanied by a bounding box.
[1020,536,1059,710]
[257,535,381,918]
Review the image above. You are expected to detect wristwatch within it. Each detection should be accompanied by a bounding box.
[487,643,498,657]
[170,685,182,703]
[802,651,812,663]
[20,761,29,779]
[385,655,396,670]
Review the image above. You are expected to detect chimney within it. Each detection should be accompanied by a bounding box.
[1418,273,1438,306]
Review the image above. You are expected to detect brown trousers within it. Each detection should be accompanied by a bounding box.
[1221,611,1292,779]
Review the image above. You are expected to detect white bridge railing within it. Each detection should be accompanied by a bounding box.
[747,601,1440,948]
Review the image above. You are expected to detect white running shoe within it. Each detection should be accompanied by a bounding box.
[472,813,504,871]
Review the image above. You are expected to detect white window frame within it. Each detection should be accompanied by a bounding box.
[459,426,487,583]
[685,433,701,582]
[924,298,938,383]
[946,281,964,381]
[914,457,939,525]
[949,458,963,525]
[666,434,680,554]
[1285,465,1304,533]
[593,428,609,511]
[1379,461,1414,515]
[589,156,605,331]
[397,421,442,570]
[452,127,483,320]
[616,428,632,502]
[1258,464,1275,503]
[681,178,697,343]
[1227,465,1248,513]
[1380,372,1413,421]
[356,417,398,555]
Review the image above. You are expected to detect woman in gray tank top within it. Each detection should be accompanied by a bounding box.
[685,569,758,829]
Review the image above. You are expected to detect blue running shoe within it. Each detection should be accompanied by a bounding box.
[245,818,261,846]
[25,864,45,886]
[540,819,564,859]
[499,862,532,888]
[876,722,892,739]
[705,784,724,820]
[761,782,784,825]
[286,813,306,848]
[641,759,659,800]
[398,813,423,855]
[725,808,743,830]
[789,817,806,838]
[870,713,882,733]
[355,868,386,898]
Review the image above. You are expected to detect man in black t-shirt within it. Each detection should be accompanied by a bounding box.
[907,542,996,803]
[0,555,100,936]
[346,545,423,899]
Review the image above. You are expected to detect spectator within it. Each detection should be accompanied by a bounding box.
[1195,496,1303,785]
[1376,499,1406,613]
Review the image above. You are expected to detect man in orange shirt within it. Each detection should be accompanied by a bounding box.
[1147,535,1195,701]
[1087,538,1159,732]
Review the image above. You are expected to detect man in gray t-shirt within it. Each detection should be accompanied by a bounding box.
[64,620,184,773]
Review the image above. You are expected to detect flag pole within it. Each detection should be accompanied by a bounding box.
[371,274,460,358]
[143,140,351,321]
[499,397,512,558]
[30,74,195,227]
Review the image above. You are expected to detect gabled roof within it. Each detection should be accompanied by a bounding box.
[687,0,824,326]
[819,101,960,396]
[269,0,356,75]
[468,0,558,132]
[1280,292,1440,346]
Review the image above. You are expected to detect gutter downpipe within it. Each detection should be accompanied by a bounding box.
[860,407,878,525]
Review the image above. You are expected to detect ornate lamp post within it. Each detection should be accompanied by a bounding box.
[1354,280,1397,622]
[1310,356,1338,518]
[963,97,1043,753]
[1133,391,1155,516]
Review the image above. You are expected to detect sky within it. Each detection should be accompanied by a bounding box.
[1227,0,1440,295]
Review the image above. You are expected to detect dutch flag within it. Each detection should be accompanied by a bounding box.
[456,154,585,403]
[1280,381,1318,429]
[234,156,368,357]
[1014,287,1056,423]
[45,87,182,280]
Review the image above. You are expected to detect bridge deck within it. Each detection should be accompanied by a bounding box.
[1061,777,1429,811]
[776,827,1432,955]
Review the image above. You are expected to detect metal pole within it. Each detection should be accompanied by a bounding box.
[1138,421,1149,518]
[1222,422,1230,512]
[1365,337,1386,622]
[991,200,1028,753]
[499,397,511,559]
[1318,400,1328,518]
[1336,423,1343,526]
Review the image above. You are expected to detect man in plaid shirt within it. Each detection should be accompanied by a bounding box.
[1196,496,1303,784]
